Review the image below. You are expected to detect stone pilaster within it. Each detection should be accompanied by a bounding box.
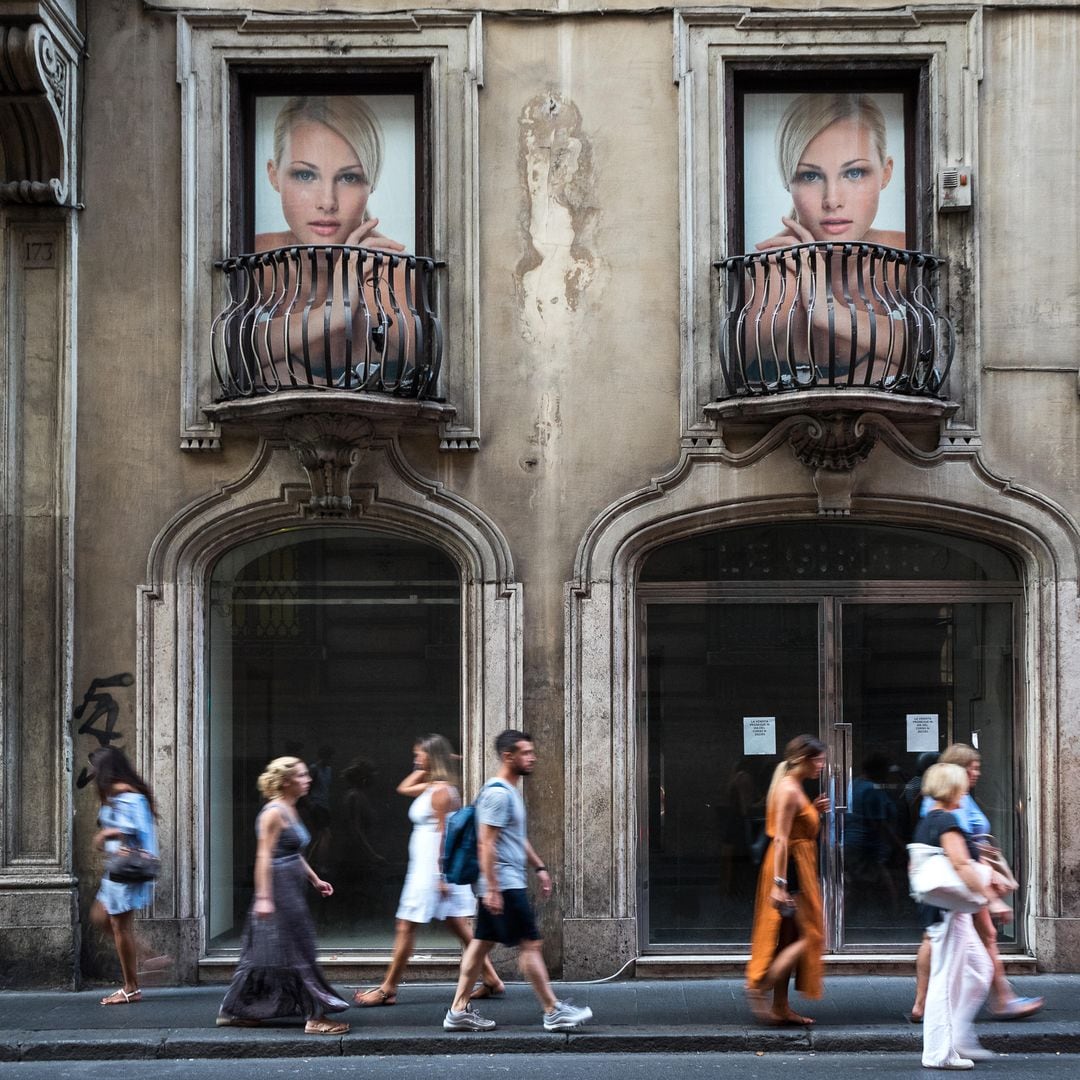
[0,1,81,986]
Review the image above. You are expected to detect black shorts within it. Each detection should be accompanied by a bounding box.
[474,888,541,946]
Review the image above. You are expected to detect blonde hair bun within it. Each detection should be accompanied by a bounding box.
[257,756,302,799]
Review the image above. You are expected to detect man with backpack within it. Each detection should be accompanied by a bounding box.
[443,729,593,1032]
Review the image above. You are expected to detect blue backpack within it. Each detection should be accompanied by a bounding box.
[442,780,510,886]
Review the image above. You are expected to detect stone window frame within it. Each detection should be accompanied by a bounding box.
[676,6,982,441]
[137,436,522,972]
[175,10,483,452]
[562,443,1079,977]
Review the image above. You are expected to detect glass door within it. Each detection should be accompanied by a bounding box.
[639,521,1023,954]
[831,600,1018,950]
[643,601,820,946]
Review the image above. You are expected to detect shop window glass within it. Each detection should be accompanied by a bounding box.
[207,527,460,950]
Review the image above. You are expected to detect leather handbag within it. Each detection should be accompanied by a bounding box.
[907,842,989,913]
[106,838,160,884]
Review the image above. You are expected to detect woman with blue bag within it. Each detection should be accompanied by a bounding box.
[88,747,160,1006]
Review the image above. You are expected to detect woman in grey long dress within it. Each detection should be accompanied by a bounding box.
[217,756,351,1034]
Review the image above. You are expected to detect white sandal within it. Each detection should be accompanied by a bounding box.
[100,987,141,1005]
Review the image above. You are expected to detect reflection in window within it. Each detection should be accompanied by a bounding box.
[207,528,460,951]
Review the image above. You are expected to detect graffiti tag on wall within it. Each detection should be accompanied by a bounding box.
[74,673,135,788]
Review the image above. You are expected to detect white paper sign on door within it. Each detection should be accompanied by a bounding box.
[906,713,939,753]
[743,716,776,756]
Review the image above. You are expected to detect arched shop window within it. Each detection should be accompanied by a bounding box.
[207,527,460,951]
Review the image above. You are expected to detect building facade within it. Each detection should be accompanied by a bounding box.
[2,0,1079,986]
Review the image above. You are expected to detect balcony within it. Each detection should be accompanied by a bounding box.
[204,245,454,433]
[203,245,455,517]
[706,244,959,513]
[714,243,954,398]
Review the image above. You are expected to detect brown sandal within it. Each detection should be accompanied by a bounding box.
[353,987,396,1007]
[305,1018,349,1035]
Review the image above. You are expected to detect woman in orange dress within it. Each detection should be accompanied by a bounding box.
[745,734,829,1026]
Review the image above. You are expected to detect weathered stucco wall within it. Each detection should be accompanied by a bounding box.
[53,0,1080,982]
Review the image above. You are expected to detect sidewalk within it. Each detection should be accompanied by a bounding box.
[0,975,1075,1062]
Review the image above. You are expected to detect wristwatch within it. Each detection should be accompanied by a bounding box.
[773,876,787,888]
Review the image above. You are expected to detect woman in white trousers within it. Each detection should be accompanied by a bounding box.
[914,763,995,1070]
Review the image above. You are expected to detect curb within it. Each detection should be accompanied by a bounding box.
[4,1024,1079,1062]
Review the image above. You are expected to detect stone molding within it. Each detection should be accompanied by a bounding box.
[704,390,958,514]
[175,10,483,452]
[136,437,521,976]
[675,6,983,440]
[562,447,1080,978]
[0,3,82,206]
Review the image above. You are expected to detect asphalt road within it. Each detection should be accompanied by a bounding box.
[0,1055,1077,1079]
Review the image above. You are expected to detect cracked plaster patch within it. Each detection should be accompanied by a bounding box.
[515,93,602,345]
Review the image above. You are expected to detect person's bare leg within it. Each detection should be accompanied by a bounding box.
[446,916,504,996]
[973,907,1012,1008]
[517,940,557,1013]
[910,933,931,1020]
[450,938,495,1013]
[101,912,140,1003]
[358,920,416,1003]
[745,915,812,1025]
[89,900,110,934]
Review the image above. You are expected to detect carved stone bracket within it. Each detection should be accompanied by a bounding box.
[282,415,375,518]
[788,412,879,473]
[0,7,81,206]
[704,390,959,516]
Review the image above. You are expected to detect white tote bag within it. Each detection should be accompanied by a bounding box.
[907,842,990,914]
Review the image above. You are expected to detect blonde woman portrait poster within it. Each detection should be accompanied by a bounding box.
[742,92,908,254]
[253,94,417,254]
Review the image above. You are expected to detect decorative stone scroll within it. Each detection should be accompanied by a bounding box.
[0,13,80,206]
[283,414,375,518]
[705,390,957,516]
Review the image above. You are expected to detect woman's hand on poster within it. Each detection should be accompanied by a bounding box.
[254,895,275,919]
[813,794,831,815]
[774,217,831,327]
[344,217,406,253]
[312,878,334,898]
[755,216,807,251]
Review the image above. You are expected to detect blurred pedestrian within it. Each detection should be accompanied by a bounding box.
[217,756,350,1034]
[443,730,592,1032]
[915,763,995,1069]
[745,734,829,1026]
[88,747,159,1006]
[909,743,1041,1023]
[355,735,503,1006]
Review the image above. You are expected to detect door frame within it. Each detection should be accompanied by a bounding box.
[637,579,1025,955]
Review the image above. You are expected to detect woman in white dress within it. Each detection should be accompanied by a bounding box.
[354,735,503,1006]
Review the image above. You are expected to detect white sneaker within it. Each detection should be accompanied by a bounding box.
[443,1007,496,1031]
[543,1000,594,1031]
[922,1059,974,1070]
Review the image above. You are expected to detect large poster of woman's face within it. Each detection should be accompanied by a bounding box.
[253,94,416,253]
[742,92,908,253]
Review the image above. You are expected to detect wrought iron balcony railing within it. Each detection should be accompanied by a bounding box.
[211,245,443,401]
[716,244,954,398]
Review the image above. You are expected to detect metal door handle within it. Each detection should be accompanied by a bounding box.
[833,722,852,811]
